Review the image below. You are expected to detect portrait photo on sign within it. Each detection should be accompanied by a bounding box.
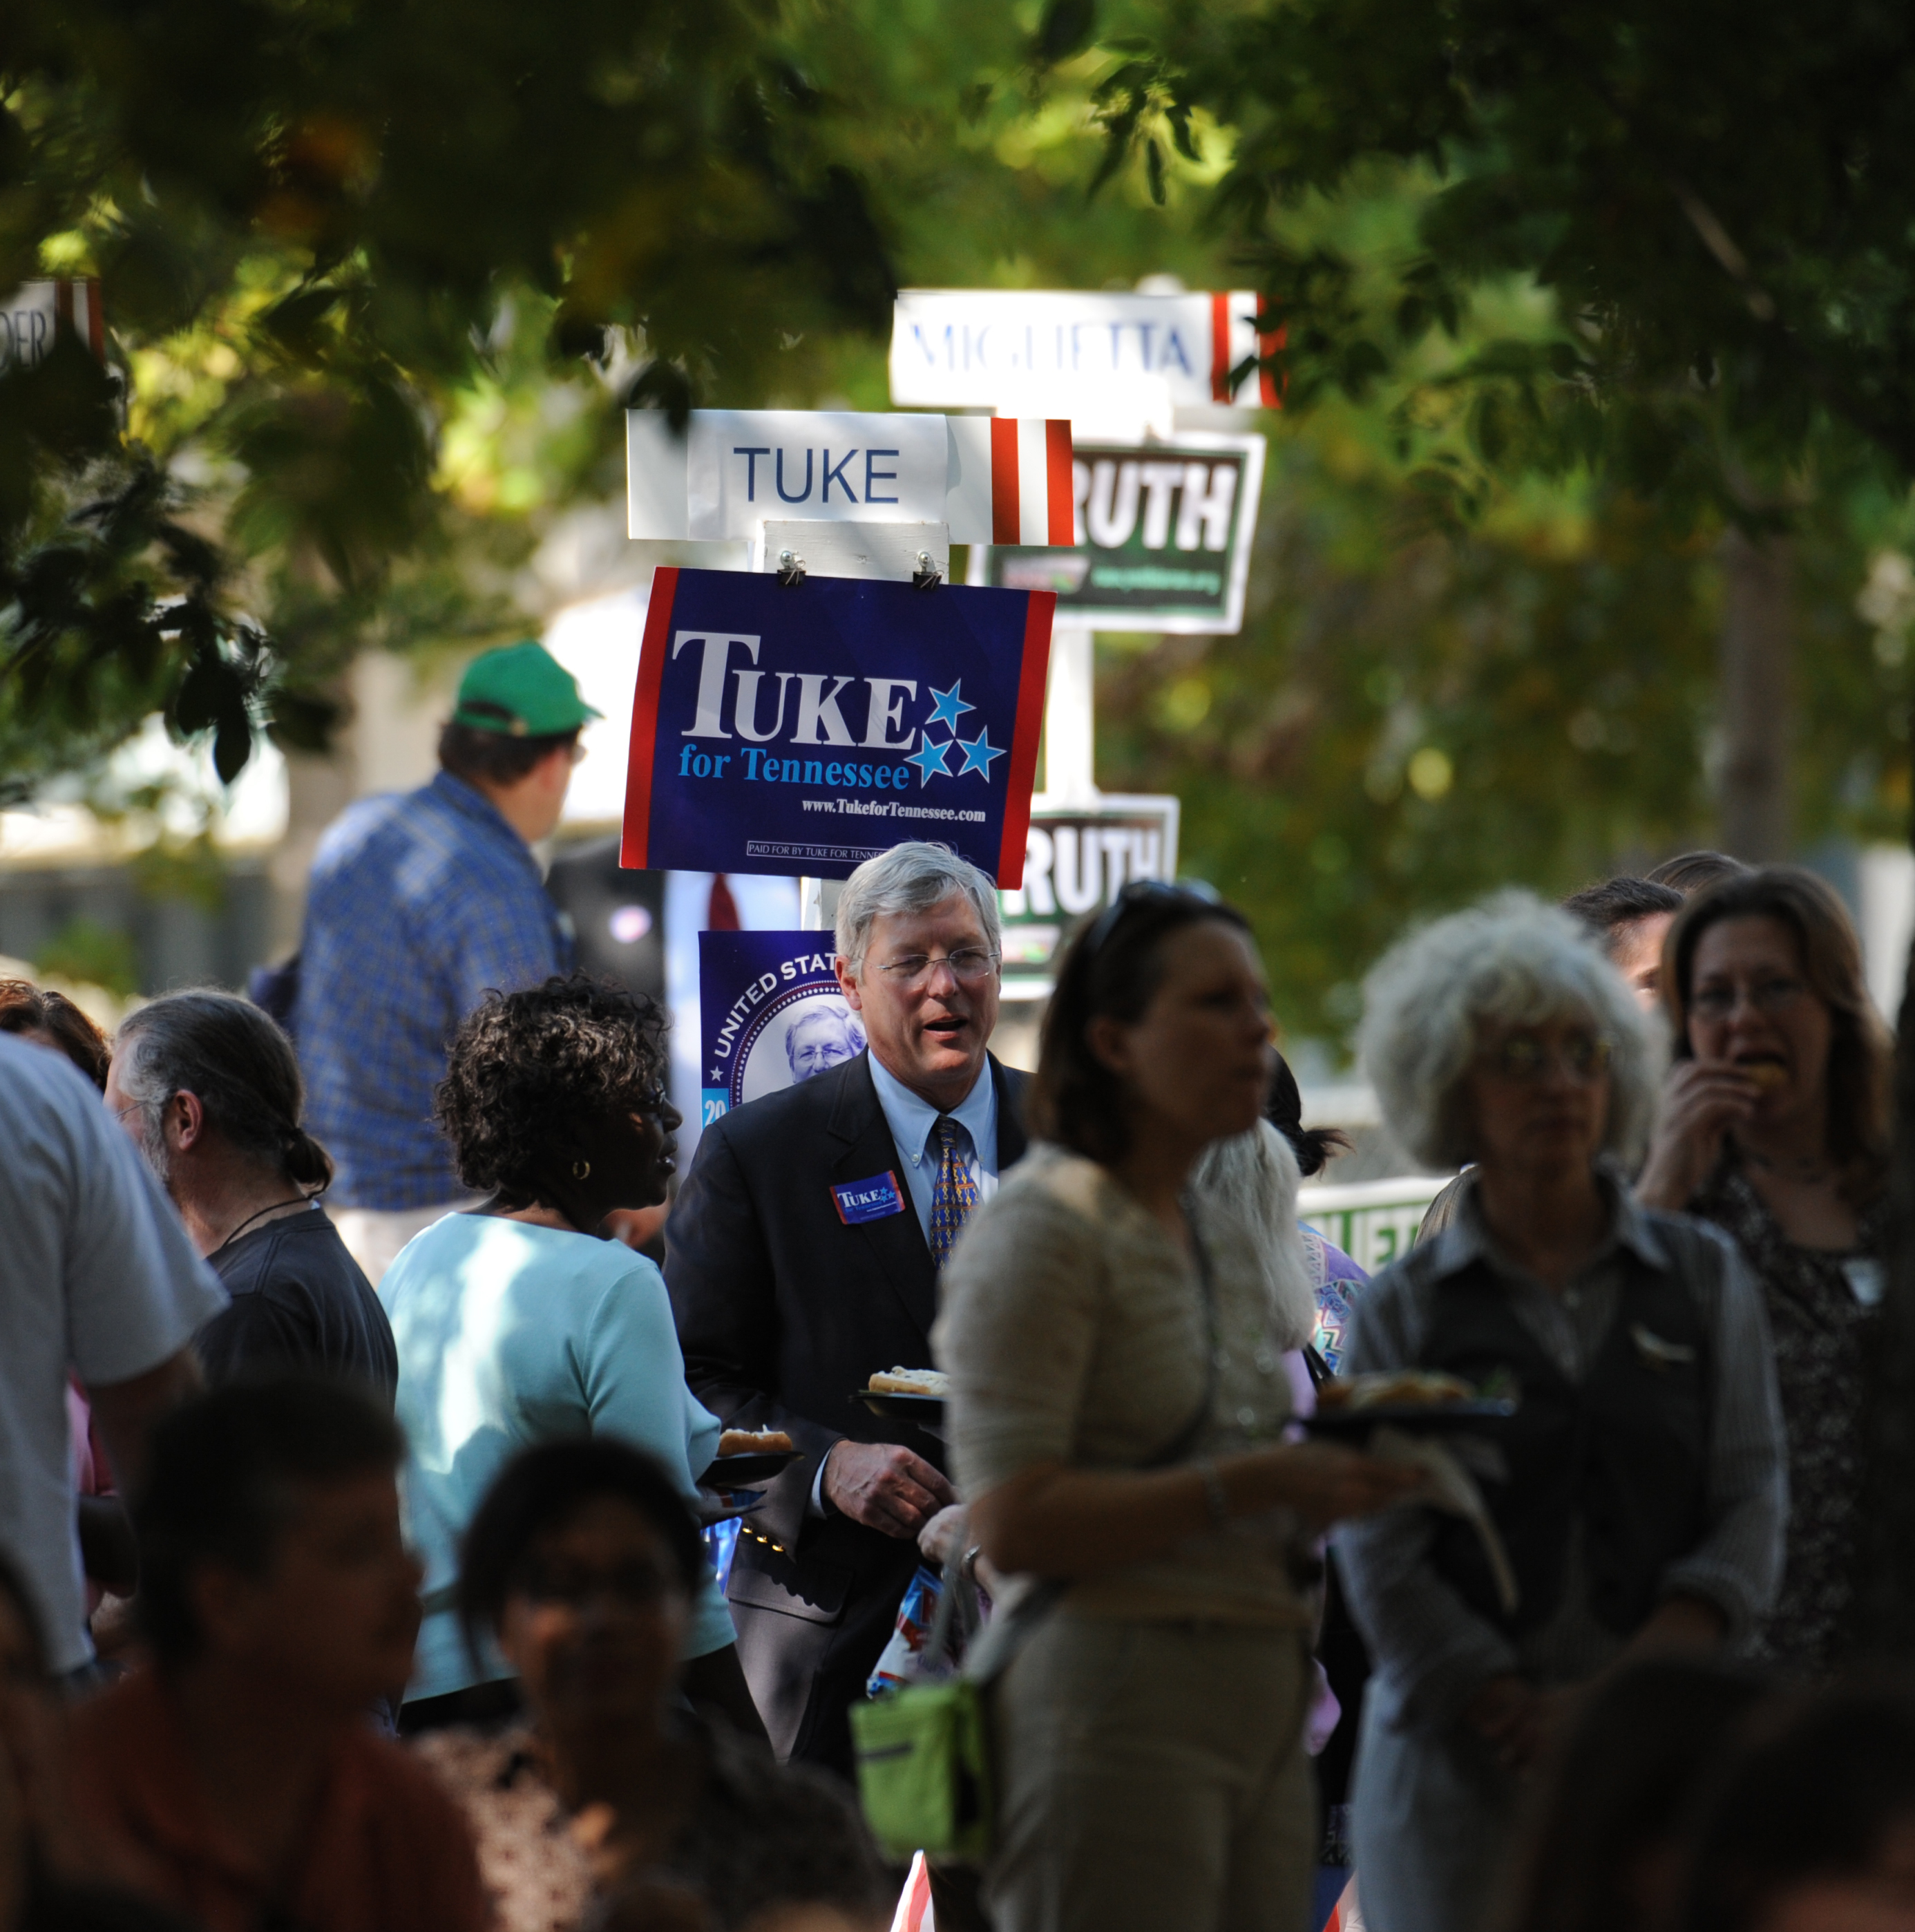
[700,930,863,1124]
[757,996,869,1105]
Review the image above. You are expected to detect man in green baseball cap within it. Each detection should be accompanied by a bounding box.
[450,638,604,742]
[296,637,605,1286]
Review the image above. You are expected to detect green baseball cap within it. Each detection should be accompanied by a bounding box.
[451,640,603,737]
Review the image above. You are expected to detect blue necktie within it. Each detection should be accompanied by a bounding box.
[928,1115,980,1268]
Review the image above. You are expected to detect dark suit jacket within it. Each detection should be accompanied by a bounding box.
[665,1048,1029,1772]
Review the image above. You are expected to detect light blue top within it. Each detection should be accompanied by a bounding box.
[380,1213,734,1701]
[867,1054,1000,1241]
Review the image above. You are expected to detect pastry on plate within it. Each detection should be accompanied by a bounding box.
[866,1367,949,1397]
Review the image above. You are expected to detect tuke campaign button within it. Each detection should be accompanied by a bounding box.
[832,1171,907,1226]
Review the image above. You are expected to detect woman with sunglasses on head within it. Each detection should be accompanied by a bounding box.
[933,883,1427,1932]
[378,975,761,1742]
[1336,894,1786,1932]
[1637,868,1892,1675]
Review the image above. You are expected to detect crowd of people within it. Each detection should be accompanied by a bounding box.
[1,637,1914,1932]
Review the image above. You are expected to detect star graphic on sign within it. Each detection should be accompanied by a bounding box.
[905,736,953,786]
[924,681,974,735]
[954,728,1006,780]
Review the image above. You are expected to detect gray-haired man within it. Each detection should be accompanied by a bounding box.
[665,842,1029,1774]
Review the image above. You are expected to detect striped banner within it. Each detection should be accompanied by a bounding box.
[887,1851,934,1932]
[946,417,1074,546]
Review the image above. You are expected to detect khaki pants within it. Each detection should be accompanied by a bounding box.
[333,1200,477,1287]
[987,1618,1317,1932]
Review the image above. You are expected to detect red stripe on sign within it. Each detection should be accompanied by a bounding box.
[997,591,1056,890]
[84,281,104,361]
[1045,420,1074,544]
[1210,291,1232,402]
[1261,317,1286,408]
[620,567,678,869]
[990,417,1020,545]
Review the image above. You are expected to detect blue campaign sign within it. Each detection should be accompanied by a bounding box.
[622,567,1053,886]
[698,929,864,1127]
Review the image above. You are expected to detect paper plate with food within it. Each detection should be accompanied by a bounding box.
[1304,1370,1517,1437]
[852,1367,948,1421]
[707,1428,802,1485]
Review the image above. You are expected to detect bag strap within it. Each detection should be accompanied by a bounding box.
[962,1201,1222,1686]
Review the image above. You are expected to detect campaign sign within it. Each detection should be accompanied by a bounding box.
[890,288,1281,410]
[622,568,1054,887]
[699,930,867,1127]
[975,434,1266,635]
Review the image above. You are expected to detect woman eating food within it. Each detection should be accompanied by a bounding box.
[1337,893,1787,1932]
[379,974,759,1739]
[1637,866,1893,1674]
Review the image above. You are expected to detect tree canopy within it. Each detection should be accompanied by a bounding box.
[1089,0,1915,509]
[1,0,903,787]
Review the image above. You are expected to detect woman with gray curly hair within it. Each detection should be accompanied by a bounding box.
[1336,895,1788,1932]
[378,974,761,1742]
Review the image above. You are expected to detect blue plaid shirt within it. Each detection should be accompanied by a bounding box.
[300,772,571,1210]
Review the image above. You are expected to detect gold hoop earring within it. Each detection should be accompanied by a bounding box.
[571,1159,591,1180]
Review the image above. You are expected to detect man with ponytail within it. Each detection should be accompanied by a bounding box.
[106,992,397,1401]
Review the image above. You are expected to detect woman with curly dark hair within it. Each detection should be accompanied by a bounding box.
[378,975,759,1739]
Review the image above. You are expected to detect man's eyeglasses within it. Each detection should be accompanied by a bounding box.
[875,949,1001,989]
[1478,1031,1614,1083]
[1690,976,1807,1022]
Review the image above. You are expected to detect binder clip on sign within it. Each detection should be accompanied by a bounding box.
[625,410,1076,556]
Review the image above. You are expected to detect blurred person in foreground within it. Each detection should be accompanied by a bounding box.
[68,1378,486,1932]
[0,1545,198,1932]
[299,640,598,1285]
[379,975,756,1736]
[106,992,395,1399]
[416,1439,888,1932]
[935,882,1426,1932]
[0,1031,222,1684]
[667,842,1031,1774]
[1340,893,1787,1932]
[0,985,139,1618]
[1638,869,1891,1675]
[1496,1657,1767,1932]
[1678,1680,1915,1932]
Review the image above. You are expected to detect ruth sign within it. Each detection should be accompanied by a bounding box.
[890,289,1281,410]
[998,797,1181,987]
[975,433,1265,634]
[621,568,1054,886]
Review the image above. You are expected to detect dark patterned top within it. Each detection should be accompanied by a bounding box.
[1690,1152,1886,1675]
[414,1717,888,1932]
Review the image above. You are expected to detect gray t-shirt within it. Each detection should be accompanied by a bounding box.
[0,1034,227,1669]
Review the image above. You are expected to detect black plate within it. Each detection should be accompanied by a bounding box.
[853,1388,946,1421]
[708,1449,802,1484]
[1304,1400,1516,1437]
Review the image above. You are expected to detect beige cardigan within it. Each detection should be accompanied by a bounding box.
[933,1141,1313,1628]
